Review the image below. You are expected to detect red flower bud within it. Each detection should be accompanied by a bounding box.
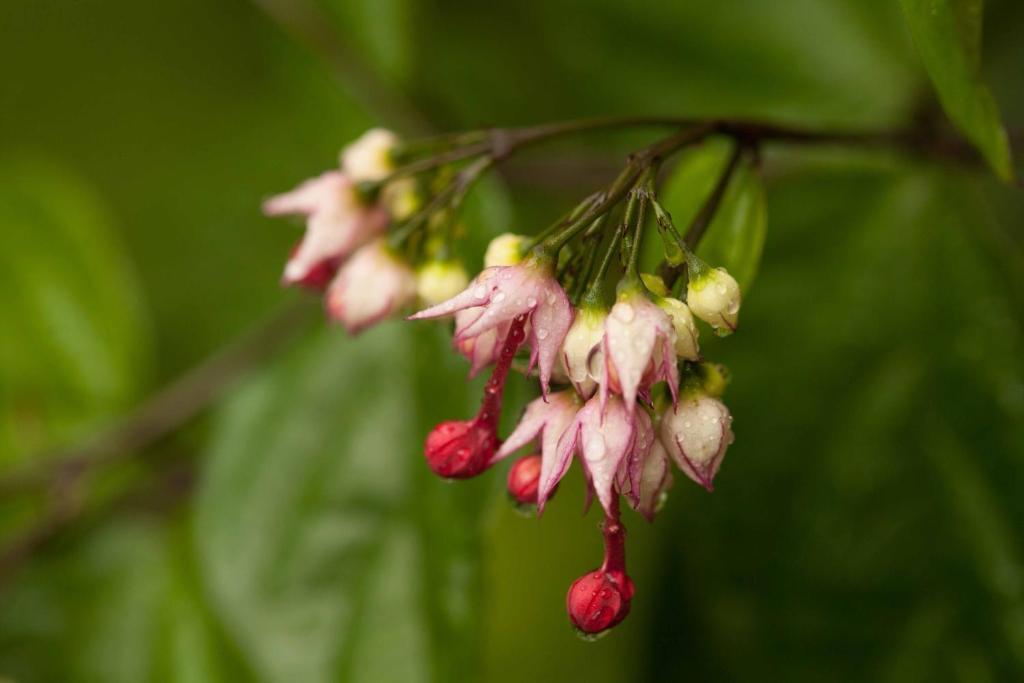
[424,418,498,479]
[566,569,634,636]
[507,454,543,505]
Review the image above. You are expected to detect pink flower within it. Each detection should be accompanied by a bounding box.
[325,239,416,334]
[555,395,637,516]
[613,409,674,521]
[492,390,581,511]
[408,260,573,395]
[602,289,679,414]
[617,437,672,521]
[660,395,734,491]
[263,171,388,287]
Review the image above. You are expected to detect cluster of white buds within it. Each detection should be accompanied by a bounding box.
[265,123,753,637]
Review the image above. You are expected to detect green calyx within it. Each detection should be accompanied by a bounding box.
[679,361,730,398]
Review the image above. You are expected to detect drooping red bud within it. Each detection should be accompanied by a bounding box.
[424,418,498,479]
[566,496,634,636]
[507,454,542,504]
[423,314,528,481]
[566,570,634,636]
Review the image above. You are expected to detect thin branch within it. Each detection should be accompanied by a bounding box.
[0,460,196,586]
[0,299,315,498]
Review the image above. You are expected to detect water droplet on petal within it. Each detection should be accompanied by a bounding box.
[527,296,537,307]
[474,285,487,299]
[536,328,549,340]
[612,303,635,322]
[493,292,507,303]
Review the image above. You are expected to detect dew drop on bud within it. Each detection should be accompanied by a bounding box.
[566,570,633,636]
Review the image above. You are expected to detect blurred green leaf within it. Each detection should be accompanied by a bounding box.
[657,139,768,291]
[0,518,250,683]
[0,157,152,464]
[900,0,1015,181]
[195,323,489,683]
[647,164,1024,680]
[317,0,413,85]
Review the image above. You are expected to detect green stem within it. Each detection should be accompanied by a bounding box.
[538,124,717,259]
[581,221,627,308]
[388,155,495,251]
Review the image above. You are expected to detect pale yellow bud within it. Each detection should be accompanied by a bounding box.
[657,297,700,360]
[416,260,470,307]
[687,267,741,336]
[341,128,399,183]
[483,233,527,268]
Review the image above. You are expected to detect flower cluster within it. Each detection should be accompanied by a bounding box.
[265,124,747,637]
[264,128,469,333]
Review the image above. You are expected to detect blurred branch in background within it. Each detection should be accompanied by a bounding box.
[253,0,433,135]
[0,301,314,583]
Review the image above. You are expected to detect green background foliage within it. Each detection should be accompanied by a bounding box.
[1,0,1022,681]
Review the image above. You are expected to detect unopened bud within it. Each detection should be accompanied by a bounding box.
[686,267,741,336]
[417,260,470,307]
[656,297,700,361]
[566,570,634,637]
[507,454,542,505]
[560,306,607,398]
[382,177,420,221]
[424,419,497,479]
[660,394,734,491]
[341,128,399,183]
[639,272,669,297]
[483,233,527,268]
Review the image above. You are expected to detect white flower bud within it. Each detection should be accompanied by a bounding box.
[483,233,527,268]
[660,395,734,491]
[341,128,399,183]
[687,267,741,336]
[656,297,700,361]
[416,260,470,307]
[560,306,607,398]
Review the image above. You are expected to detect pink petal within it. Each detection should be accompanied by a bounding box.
[545,421,581,513]
[530,281,574,397]
[577,397,635,516]
[263,171,346,216]
[606,304,657,415]
[408,267,503,321]
[493,397,549,462]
